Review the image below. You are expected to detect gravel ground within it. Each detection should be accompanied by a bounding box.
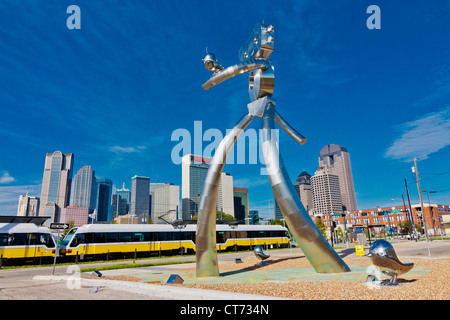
[165,255,450,300]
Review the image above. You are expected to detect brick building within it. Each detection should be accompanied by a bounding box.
[316,203,450,237]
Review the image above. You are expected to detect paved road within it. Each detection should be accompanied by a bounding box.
[0,240,448,300]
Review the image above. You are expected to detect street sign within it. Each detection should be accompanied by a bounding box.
[333,213,341,217]
[50,223,69,230]
[391,209,401,213]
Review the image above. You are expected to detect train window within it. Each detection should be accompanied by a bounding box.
[119,233,132,242]
[172,232,180,241]
[70,233,85,247]
[149,232,157,241]
[189,232,196,244]
[38,233,56,248]
[216,232,225,244]
[61,228,77,247]
[94,233,106,243]
[158,232,166,241]
[11,233,27,245]
[0,234,8,246]
[183,231,196,242]
[248,231,258,238]
[159,232,174,241]
[106,233,119,243]
[132,233,143,242]
[236,231,247,238]
[27,233,38,245]
[85,233,94,244]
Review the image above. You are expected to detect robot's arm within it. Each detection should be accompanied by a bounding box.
[275,110,307,145]
[202,59,271,90]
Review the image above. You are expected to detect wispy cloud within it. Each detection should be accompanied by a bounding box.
[385,106,450,161]
[109,145,147,154]
[0,171,16,184]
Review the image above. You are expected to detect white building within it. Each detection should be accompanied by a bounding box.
[217,173,234,217]
[17,192,40,217]
[311,167,343,216]
[151,184,180,224]
[181,154,210,219]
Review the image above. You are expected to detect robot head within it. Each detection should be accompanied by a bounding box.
[202,52,224,73]
[238,23,274,62]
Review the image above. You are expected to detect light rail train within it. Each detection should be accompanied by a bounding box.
[60,224,290,260]
[0,223,56,264]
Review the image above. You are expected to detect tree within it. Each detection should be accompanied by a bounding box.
[269,219,285,226]
[399,220,412,235]
[314,216,327,240]
[192,210,236,221]
[336,227,344,241]
[62,220,75,238]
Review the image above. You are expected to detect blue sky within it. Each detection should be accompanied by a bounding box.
[1,0,450,218]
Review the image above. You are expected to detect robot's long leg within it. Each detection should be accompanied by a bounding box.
[261,102,350,273]
[274,110,307,145]
[196,113,254,277]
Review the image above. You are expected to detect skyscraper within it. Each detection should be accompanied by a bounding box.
[39,151,74,225]
[181,154,210,219]
[294,171,313,214]
[70,165,97,213]
[249,209,259,225]
[318,144,357,211]
[311,167,343,215]
[131,175,150,223]
[114,182,131,216]
[149,182,167,220]
[151,183,179,224]
[181,154,234,220]
[96,178,113,223]
[17,192,40,217]
[116,182,131,203]
[233,187,249,223]
[217,173,234,217]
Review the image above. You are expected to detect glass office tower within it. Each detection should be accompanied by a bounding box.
[131,175,150,223]
[70,165,97,212]
[39,151,74,226]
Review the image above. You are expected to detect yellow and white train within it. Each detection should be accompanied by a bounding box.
[0,223,57,264]
[60,223,289,260]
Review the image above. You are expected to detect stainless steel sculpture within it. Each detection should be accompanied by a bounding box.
[254,245,270,266]
[367,239,414,285]
[196,22,351,277]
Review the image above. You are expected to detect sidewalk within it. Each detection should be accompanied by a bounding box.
[32,274,289,300]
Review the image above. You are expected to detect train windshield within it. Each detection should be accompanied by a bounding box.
[61,228,77,247]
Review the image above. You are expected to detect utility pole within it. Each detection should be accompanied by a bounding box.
[413,158,431,256]
[404,178,418,241]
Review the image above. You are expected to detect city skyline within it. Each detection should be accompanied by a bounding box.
[1,1,450,219]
